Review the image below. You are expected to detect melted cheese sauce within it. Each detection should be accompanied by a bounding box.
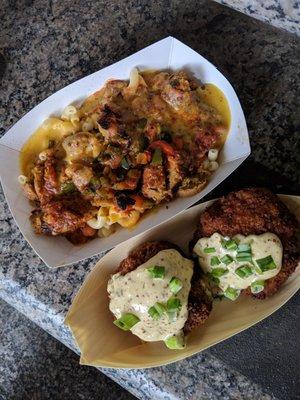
[198,84,231,145]
[19,118,80,175]
[194,233,282,292]
[107,249,193,342]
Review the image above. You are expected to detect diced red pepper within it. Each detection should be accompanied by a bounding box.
[149,140,176,156]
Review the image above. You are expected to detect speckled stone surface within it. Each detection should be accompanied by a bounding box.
[0,298,136,400]
[215,0,300,36]
[0,1,299,400]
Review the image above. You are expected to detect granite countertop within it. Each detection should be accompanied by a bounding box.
[215,0,300,35]
[0,1,299,399]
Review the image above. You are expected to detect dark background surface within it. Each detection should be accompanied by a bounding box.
[0,0,299,399]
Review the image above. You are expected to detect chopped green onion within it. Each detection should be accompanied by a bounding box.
[224,287,240,301]
[211,268,228,278]
[166,297,182,312]
[204,247,216,254]
[237,252,252,257]
[147,265,165,279]
[210,256,221,266]
[148,302,166,320]
[255,255,277,272]
[254,266,263,275]
[151,148,163,165]
[148,306,160,320]
[251,280,265,294]
[60,181,76,194]
[121,157,130,170]
[222,239,238,250]
[220,254,234,265]
[167,310,178,322]
[236,253,253,263]
[221,239,228,249]
[169,277,183,294]
[237,243,251,253]
[235,265,253,278]
[164,335,186,350]
[113,313,140,330]
[207,273,220,285]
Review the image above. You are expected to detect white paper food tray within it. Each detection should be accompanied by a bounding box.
[0,37,250,267]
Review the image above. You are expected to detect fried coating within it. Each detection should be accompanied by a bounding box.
[116,241,212,335]
[192,188,299,299]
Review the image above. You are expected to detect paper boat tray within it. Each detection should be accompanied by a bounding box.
[0,37,250,267]
[65,194,300,369]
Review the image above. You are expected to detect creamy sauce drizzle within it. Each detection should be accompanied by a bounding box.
[193,233,282,292]
[107,249,193,342]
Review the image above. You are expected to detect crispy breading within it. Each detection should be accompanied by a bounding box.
[192,188,299,299]
[116,241,212,335]
[30,195,96,236]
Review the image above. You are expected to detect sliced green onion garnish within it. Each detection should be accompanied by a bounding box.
[236,253,253,263]
[113,313,140,330]
[235,265,253,278]
[225,239,237,250]
[207,273,220,285]
[224,287,240,301]
[164,335,186,350]
[255,255,277,272]
[221,239,228,249]
[151,148,163,165]
[220,254,234,265]
[221,238,238,250]
[166,297,182,312]
[169,277,183,294]
[167,310,178,322]
[251,280,265,294]
[204,247,216,253]
[210,256,221,266]
[237,243,251,253]
[121,157,130,169]
[254,266,263,275]
[211,268,228,278]
[148,302,166,320]
[147,265,165,279]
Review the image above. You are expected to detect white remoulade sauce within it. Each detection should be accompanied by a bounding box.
[107,249,193,342]
[193,233,282,297]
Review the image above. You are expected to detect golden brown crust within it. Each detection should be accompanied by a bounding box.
[116,241,212,334]
[192,188,300,299]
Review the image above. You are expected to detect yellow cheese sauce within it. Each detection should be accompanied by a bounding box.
[198,84,231,145]
[107,249,194,342]
[193,233,282,294]
[19,118,80,176]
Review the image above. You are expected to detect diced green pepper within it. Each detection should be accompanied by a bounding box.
[60,181,76,194]
[151,148,163,165]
